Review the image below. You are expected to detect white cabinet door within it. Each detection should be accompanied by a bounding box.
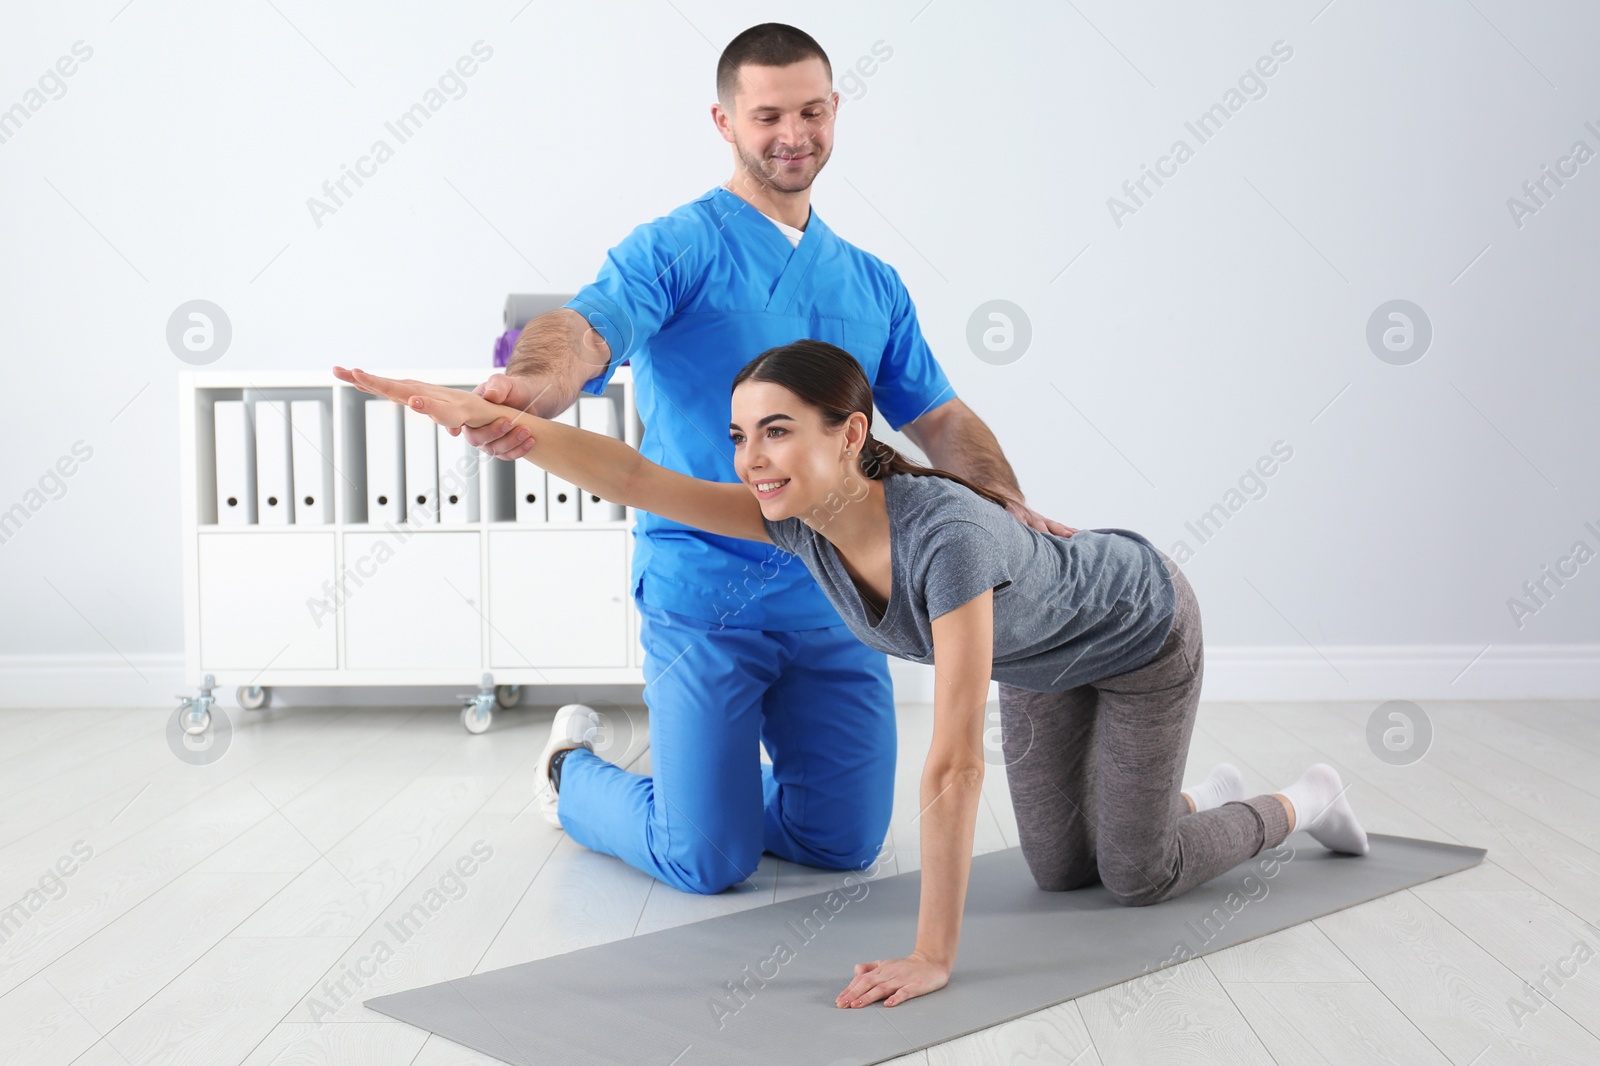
[488,530,627,668]
[343,531,482,670]
[199,533,338,670]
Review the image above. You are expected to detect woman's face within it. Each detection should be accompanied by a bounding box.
[729,380,864,520]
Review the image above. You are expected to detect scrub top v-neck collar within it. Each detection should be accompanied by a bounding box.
[819,475,900,631]
[715,185,812,246]
[713,186,823,314]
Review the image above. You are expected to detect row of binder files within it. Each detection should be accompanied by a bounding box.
[211,396,626,526]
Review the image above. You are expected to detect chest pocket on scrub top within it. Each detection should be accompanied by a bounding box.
[838,320,892,392]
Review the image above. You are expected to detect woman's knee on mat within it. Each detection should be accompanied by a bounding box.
[1099,862,1178,908]
[1025,853,1100,893]
[1107,885,1170,908]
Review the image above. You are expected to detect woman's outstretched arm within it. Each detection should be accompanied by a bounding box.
[333,367,772,544]
[835,587,994,1010]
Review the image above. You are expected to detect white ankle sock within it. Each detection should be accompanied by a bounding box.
[1277,763,1369,855]
[1183,763,1246,812]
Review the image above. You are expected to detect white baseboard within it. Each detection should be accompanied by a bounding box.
[1,646,1596,710]
[0,653,190,710]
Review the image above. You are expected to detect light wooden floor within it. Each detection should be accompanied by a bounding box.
[1,698,1597,1065]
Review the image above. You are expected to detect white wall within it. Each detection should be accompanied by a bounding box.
[2,0,1596,707]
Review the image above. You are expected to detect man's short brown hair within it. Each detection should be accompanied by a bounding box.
[716,23,832,111]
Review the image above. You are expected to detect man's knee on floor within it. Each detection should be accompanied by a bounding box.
[682,871,745,895]
[667,844,763,895]
[780,812,891,875]
[834,836,894,877]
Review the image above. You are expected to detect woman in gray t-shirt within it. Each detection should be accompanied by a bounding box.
[338,341,1370,1013]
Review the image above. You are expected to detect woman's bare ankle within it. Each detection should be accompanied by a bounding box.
[1273,792,1296,832]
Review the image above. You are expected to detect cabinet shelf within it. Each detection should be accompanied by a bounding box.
[178,366,647,694]
[195,519,637,533]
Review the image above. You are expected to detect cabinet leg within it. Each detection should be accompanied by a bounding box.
[176,674,219,735]
[168,673,235,765]
[459,673,497,735]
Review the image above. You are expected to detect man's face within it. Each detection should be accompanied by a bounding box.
[718,58,837,194]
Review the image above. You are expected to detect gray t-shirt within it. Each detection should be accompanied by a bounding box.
[761,473,1176,692]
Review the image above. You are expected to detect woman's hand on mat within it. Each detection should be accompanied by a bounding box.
[834,950,950,1009]
[1005,498,1077,538]
[333,367,505,431]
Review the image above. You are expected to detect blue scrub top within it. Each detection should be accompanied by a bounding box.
[566,185,957,631]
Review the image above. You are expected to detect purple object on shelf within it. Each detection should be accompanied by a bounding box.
[492,325,632,372]
[493,328,519,368]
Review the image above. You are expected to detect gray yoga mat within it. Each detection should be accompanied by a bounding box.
[365,832,1485,1065]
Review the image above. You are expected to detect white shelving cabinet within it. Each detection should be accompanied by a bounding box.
[177,367,646,732]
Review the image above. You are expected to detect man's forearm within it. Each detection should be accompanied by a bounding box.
[504,309,606,418]
[920,409,1026,507]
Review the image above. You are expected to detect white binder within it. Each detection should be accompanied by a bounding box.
[365,399,404,524]
[290,399,332,525]
[577,395,625,522]
[403,407,439,524]
[253,400,294,525]
[437,424,477,524]
[514,459,548,523]
[213,399,256,525]
[545,405,581,521]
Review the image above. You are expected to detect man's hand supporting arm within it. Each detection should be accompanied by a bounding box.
[464,308,614,459]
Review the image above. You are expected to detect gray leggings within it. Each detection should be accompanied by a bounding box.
[996,550,1291,907]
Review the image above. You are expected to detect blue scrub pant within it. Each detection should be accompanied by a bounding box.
[555,595,897,894]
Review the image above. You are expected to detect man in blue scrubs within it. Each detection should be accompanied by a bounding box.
[467,24,1073,894]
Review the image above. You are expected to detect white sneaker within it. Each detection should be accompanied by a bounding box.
[535,704,600,829]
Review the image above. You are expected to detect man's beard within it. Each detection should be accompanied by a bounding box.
[736,143,825,191]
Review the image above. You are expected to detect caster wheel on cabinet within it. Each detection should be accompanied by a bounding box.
[238,685,269,711]
[462,702,493,734]
[495,684,522,709]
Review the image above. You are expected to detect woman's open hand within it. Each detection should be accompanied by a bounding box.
[835,950,950,1009]
[332,367,505,432]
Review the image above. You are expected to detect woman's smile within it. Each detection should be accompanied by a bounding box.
[753,477,791,499]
